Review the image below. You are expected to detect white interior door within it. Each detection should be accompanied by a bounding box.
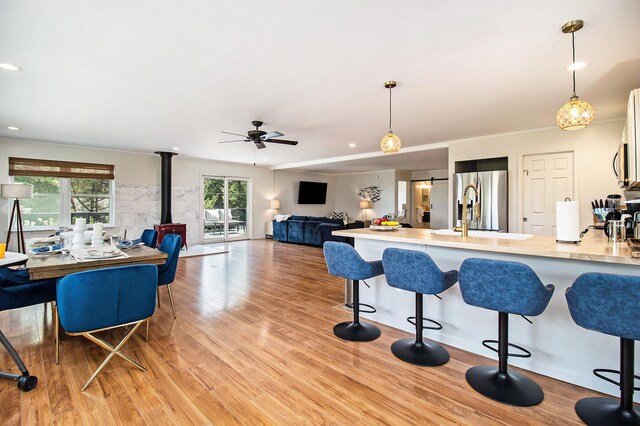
[522,152,574,236]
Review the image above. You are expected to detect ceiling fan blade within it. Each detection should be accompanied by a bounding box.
[261,131,284,140]
[254,141,266,149]
[221,131,248,138]
[264,139,298,146]
[217,139,248,144]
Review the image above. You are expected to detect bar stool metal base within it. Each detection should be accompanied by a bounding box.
[391,338,449,366]
[465,366,544,407]
[576,397,640,425]
[333,322,380,342]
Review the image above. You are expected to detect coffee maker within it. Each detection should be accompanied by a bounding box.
[604,194,622,238]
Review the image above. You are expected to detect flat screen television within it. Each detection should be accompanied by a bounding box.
[297,181,328,204]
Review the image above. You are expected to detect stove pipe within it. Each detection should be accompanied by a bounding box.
[155,151,178,224]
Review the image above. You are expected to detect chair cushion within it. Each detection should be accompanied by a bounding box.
[382,248,457,295]
[0,270,57,311]
[56,265,157,333]
[566,273,640,341]
[458,258,554,316]
[204,209,220,220]
[323,241,384,280]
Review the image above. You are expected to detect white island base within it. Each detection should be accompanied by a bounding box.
[333,228,640,401]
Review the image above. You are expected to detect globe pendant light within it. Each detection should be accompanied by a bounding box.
[380,81,401,153]
[556,20,594,131]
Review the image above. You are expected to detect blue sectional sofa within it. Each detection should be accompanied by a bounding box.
[273,216,347,246]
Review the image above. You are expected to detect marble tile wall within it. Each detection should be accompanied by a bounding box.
[115,184,200,246]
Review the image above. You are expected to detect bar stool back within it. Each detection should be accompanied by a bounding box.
[382,248,457,366]
[566,272,640,425]
[459,258,554,406]
[323,241,384,342]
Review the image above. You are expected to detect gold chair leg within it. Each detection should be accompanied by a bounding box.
[86,331,146,370]
[166,284,177,320]
[146,319,150,342]
[80,322,145,391]
[54,302,60,365]
[157,287,161,307]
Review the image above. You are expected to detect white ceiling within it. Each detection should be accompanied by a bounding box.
[1,1,639,174]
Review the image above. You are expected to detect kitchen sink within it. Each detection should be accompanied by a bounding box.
[430,229,533,240]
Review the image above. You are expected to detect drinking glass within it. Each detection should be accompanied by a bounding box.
[110,233,123,249]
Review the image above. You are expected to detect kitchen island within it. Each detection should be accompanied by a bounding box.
[332,227,640,398]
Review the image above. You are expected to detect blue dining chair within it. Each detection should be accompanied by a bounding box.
[566,273,640,425]
[323,241,384,342]
[157,234,182,320]
[55,264,157,391]
[0,269,57,392]
[458,258,554,407]
[140,229,158,249]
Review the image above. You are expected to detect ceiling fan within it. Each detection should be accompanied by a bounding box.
[218,121,299,149]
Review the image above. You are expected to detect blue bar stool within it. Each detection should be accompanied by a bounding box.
[382,248,458,366]
[323,241,383,342]
[566,273,640,425]
[459,258,554,406]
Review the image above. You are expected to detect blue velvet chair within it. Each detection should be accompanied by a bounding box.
[157,234,182,319]
[323,241,384,342]
[0,268,57,392]
[566,273,640,425]
[55,264,157,391]
[458,258,554,406]
[382,248,458,366]
[140,229,158,249]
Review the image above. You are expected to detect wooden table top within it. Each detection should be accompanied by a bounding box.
[26,245,168,280]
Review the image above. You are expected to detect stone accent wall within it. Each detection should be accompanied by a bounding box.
[115,184,200,246]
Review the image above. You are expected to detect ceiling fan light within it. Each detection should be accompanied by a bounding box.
[556,96,594,130]
[380,131,401,154]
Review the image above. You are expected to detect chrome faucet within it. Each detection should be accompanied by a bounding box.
[455,183,480,237]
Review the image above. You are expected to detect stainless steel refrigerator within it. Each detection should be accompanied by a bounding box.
[453,171,508,232]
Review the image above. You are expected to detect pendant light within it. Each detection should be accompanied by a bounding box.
[380,81,401,154]
[556,20,594,131]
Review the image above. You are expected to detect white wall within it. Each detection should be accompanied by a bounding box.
[334,170,396,222]
[0,138,274,247]
[448,120,624,232]
[273,171,335,217]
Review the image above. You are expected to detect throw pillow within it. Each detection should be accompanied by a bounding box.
[205,209,219,220]
[331,212,345,220]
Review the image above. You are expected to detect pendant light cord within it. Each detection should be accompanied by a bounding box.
[571,31,576,96]
[388,87,392,132]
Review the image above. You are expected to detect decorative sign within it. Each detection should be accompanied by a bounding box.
[359,186,381,202]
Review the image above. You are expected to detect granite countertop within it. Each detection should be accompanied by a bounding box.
[332,227,639,266]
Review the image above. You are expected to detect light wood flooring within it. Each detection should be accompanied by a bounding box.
[0,240,609,424]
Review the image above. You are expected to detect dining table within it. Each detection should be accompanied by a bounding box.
[26,245,168,280]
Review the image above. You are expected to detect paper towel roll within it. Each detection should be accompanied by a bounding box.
[556,201,581,243]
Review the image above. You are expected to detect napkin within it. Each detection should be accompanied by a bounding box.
[31,244,62,253]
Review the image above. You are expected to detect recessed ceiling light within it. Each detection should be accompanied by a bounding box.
[567,62,586,71]
[0,63,22,71]
[6,126,20,130]
[348,143,357,148]
[172,146,180,151]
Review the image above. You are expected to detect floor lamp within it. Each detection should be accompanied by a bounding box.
[2,184,33,254]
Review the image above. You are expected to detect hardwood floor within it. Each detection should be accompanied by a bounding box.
[0,240,606,424]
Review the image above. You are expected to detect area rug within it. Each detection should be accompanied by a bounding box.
[178,244,229,258]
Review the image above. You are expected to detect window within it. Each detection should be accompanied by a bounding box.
[9,158,115,229]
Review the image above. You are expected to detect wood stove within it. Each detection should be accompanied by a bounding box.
[154,151,187,249]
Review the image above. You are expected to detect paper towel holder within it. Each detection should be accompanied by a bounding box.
[556,198,582,244]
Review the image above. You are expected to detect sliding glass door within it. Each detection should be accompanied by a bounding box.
[203,176,250,242]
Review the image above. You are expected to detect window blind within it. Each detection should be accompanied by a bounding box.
[9,157,115,179]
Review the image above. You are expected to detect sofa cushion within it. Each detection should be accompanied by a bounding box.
[287,221,305,243]
[204,209,220,220]
[289,215,307,221]
[303,221,322,245]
